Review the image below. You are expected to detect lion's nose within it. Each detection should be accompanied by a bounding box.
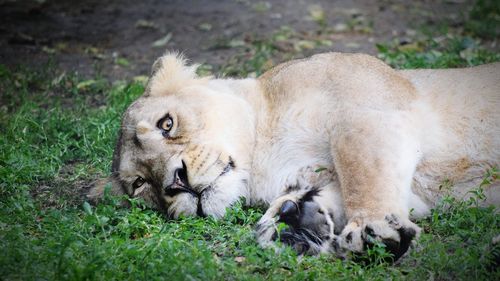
[173,160,190,188]
[164,160,193,195]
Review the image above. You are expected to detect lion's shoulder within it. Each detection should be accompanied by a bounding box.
[258,52,416,109]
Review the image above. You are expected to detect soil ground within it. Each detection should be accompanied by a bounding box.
[0,0,479,80]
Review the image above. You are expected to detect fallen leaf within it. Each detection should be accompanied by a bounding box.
[9,32,35,45]
[460,49,475,61]
[308,5,326,26]
[460,37,476,49]
[345,42,360,49]
[133,75,149,85]
[397,42,422,52]
[55,42,68,52]
[83,201,92,215]
[405,29,417,37]
[152,33,173,48]
[318,39,333,47]
[340,8,361,17]
[234,256,246,263]
[252,2,271,13]
[248,72,257,78]
[51,72,66,86]
[85,47,100,55]
[116,57,130,67]
[85,46,106,60]
[262,59,274,70]
[333,23,348,32]
[77,79,97,90]
[196,64,213,76]
[135,19,157,29]
[294,40,316,51]
[228,39,246,48]
[270,13,282,19]
[273,41,294,52]
[42,46,56,54]
[198,23,212,31]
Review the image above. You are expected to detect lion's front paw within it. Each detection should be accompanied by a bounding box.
[255,200,304,252]
[256,194,336,255]
[335,214,420,260]
[255,210,279,249]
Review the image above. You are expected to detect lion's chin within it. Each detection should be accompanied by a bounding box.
[164,191,238,219]
[203,169,250,217]
[166,169,250,219]
[165,192,198,219]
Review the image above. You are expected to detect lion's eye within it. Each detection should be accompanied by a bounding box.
[132,177,145,190]
[157,114,173,137]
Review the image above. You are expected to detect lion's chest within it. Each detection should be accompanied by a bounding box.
[248,107,334,204]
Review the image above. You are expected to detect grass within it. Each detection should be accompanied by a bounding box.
[1,1,500,280]
[376,35,500,69]
[465,0,500,39]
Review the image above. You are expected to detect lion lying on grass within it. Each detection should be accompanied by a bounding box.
[89,52,499,260]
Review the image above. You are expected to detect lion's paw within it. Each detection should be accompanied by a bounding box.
[256,192,336,255]
[255,210,279,249]
[334,214,420,260]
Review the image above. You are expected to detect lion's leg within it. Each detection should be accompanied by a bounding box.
[330,116,421,260]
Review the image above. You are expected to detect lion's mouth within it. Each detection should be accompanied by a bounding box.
[163,157,235,217]
[218,156,235,177]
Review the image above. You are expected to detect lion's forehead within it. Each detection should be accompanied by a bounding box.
[124,94,183,121]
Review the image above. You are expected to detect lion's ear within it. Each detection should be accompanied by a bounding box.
[87,177,125,203]
[143,51,207,97]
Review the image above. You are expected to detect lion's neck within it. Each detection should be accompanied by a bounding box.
[218,78,268,114]
[208,78,271,194]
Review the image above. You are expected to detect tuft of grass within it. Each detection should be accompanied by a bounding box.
[377,35,499,69]
[377,0,499,70]
[217,25,335,78]
[220,40,276,77]
[465,0,500,39]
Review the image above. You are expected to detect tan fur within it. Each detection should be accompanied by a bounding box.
[89,52,499,255]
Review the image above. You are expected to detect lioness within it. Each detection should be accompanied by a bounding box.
[90,52,499,259]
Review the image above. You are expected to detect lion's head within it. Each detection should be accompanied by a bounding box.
[90,53,257,218]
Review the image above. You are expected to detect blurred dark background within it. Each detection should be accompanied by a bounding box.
[0,0,497,80]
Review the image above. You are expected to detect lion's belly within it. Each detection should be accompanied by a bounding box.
[406,66,500,215]
[412,156,499,212]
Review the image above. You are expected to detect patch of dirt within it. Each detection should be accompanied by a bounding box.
[31,162,99,209]
[0,0,475,80]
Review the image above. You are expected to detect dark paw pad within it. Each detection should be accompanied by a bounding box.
[278,200,300,228]
[274,199,333,255]
[363,215,417,261]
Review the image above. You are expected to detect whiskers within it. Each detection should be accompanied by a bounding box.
[120,125,138,133]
